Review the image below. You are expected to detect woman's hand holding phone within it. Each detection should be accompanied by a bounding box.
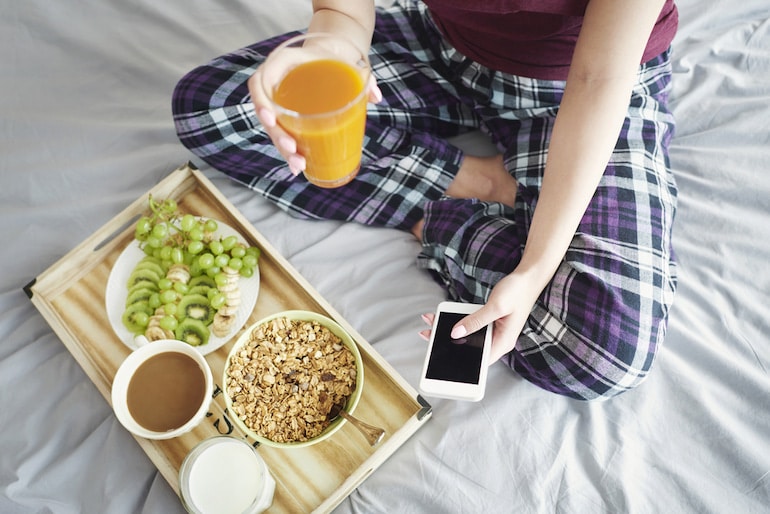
[418,302,493,402]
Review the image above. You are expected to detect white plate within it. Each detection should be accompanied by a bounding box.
[105,220,260,355]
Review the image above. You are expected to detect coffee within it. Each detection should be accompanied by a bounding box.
[126,350,207,432]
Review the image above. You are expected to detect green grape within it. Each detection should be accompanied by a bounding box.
[180,214,196,233]
[146,235,163,249]
[221,235,238,251]
[214,273,229,288]
[135,217,152,236]
[188,240,204,255]
[142,245,155,256]
[159,246,173,261]
[245,246,261,257]
[242,254,258,269]
[210,293,226,310]
[159,315,178,332]
[230,245,246,259]
[204,219,218,233]
[163,303,178,316]
[206,288,220,300]
[148,293,161,310]
[240,266,254,278]
[171,247,184,264]
[209,240,224,256]
[189,227,204,242]
[214,254,230,268]
[162,198,178,213]
[158,278,173,291]
[160,289,178,304]
[173,282,189,295]
[198,253,215,269]
[151,223,168,240]
[189,261,202,277]
[228,257,243,271]
[132,311,150,329]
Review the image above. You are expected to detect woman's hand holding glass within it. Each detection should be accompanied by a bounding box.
[248,38,382,178]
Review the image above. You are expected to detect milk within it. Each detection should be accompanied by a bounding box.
[181,437,275,514]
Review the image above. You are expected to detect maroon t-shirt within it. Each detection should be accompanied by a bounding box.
[423,0,678,80]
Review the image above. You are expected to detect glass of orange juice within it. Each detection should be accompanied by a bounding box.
[260,32,371,188]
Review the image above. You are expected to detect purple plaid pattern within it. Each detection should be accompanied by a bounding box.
[172,0,678,400]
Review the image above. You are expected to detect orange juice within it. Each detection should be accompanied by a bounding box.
[273,58,367,188]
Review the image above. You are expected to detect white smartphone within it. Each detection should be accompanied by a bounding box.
[418,301,493,402]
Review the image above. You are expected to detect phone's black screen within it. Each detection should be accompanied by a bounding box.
[425,311,486,384]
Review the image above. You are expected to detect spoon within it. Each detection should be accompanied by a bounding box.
[329,402,385,446]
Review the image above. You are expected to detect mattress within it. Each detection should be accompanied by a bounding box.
[2,0,769,512]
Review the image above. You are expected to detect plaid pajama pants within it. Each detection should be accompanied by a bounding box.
[172,0,678,400]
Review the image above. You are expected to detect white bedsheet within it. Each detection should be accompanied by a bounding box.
[2,0,769,512]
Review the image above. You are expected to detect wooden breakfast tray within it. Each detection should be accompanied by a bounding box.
[26,163,432,513]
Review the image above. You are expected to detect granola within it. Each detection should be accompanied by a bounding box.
[225,316,358,443]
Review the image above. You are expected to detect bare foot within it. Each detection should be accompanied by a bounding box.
[411,218,425,241]
[446,154,517,208]
[412,154,516,242]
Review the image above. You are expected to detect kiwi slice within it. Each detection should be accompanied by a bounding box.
[188,285,212,297]
[188,275,216,289]
[133,258,166,278]
[175,318,210,346]
[177,294,214,324]
[127,274,160,293]
[125,287,157,307]
[121,301,152,334]
[126,267,161,289]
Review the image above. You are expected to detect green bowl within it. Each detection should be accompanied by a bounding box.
[223,310,364,448]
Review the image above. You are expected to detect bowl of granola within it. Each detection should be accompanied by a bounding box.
[223,310,364,448]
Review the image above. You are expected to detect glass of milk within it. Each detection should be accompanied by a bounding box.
[179,436,276,513]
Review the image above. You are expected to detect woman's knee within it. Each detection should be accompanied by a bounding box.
[507,264,672,401]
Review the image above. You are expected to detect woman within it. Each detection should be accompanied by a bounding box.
[172,0,679,400]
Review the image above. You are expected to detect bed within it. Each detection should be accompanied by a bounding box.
[2,0,769,512]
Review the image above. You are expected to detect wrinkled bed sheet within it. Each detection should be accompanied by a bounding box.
[2,0,769,512]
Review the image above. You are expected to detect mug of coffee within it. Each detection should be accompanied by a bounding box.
[111,339,213,439]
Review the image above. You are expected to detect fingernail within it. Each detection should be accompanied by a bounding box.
[418,331,430,342]
[372,84,383,103]
[288,155,305,175]
[257,108,275,127]
[278,135,296,154]
[420,314,432,325]
[451,325,467,339]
